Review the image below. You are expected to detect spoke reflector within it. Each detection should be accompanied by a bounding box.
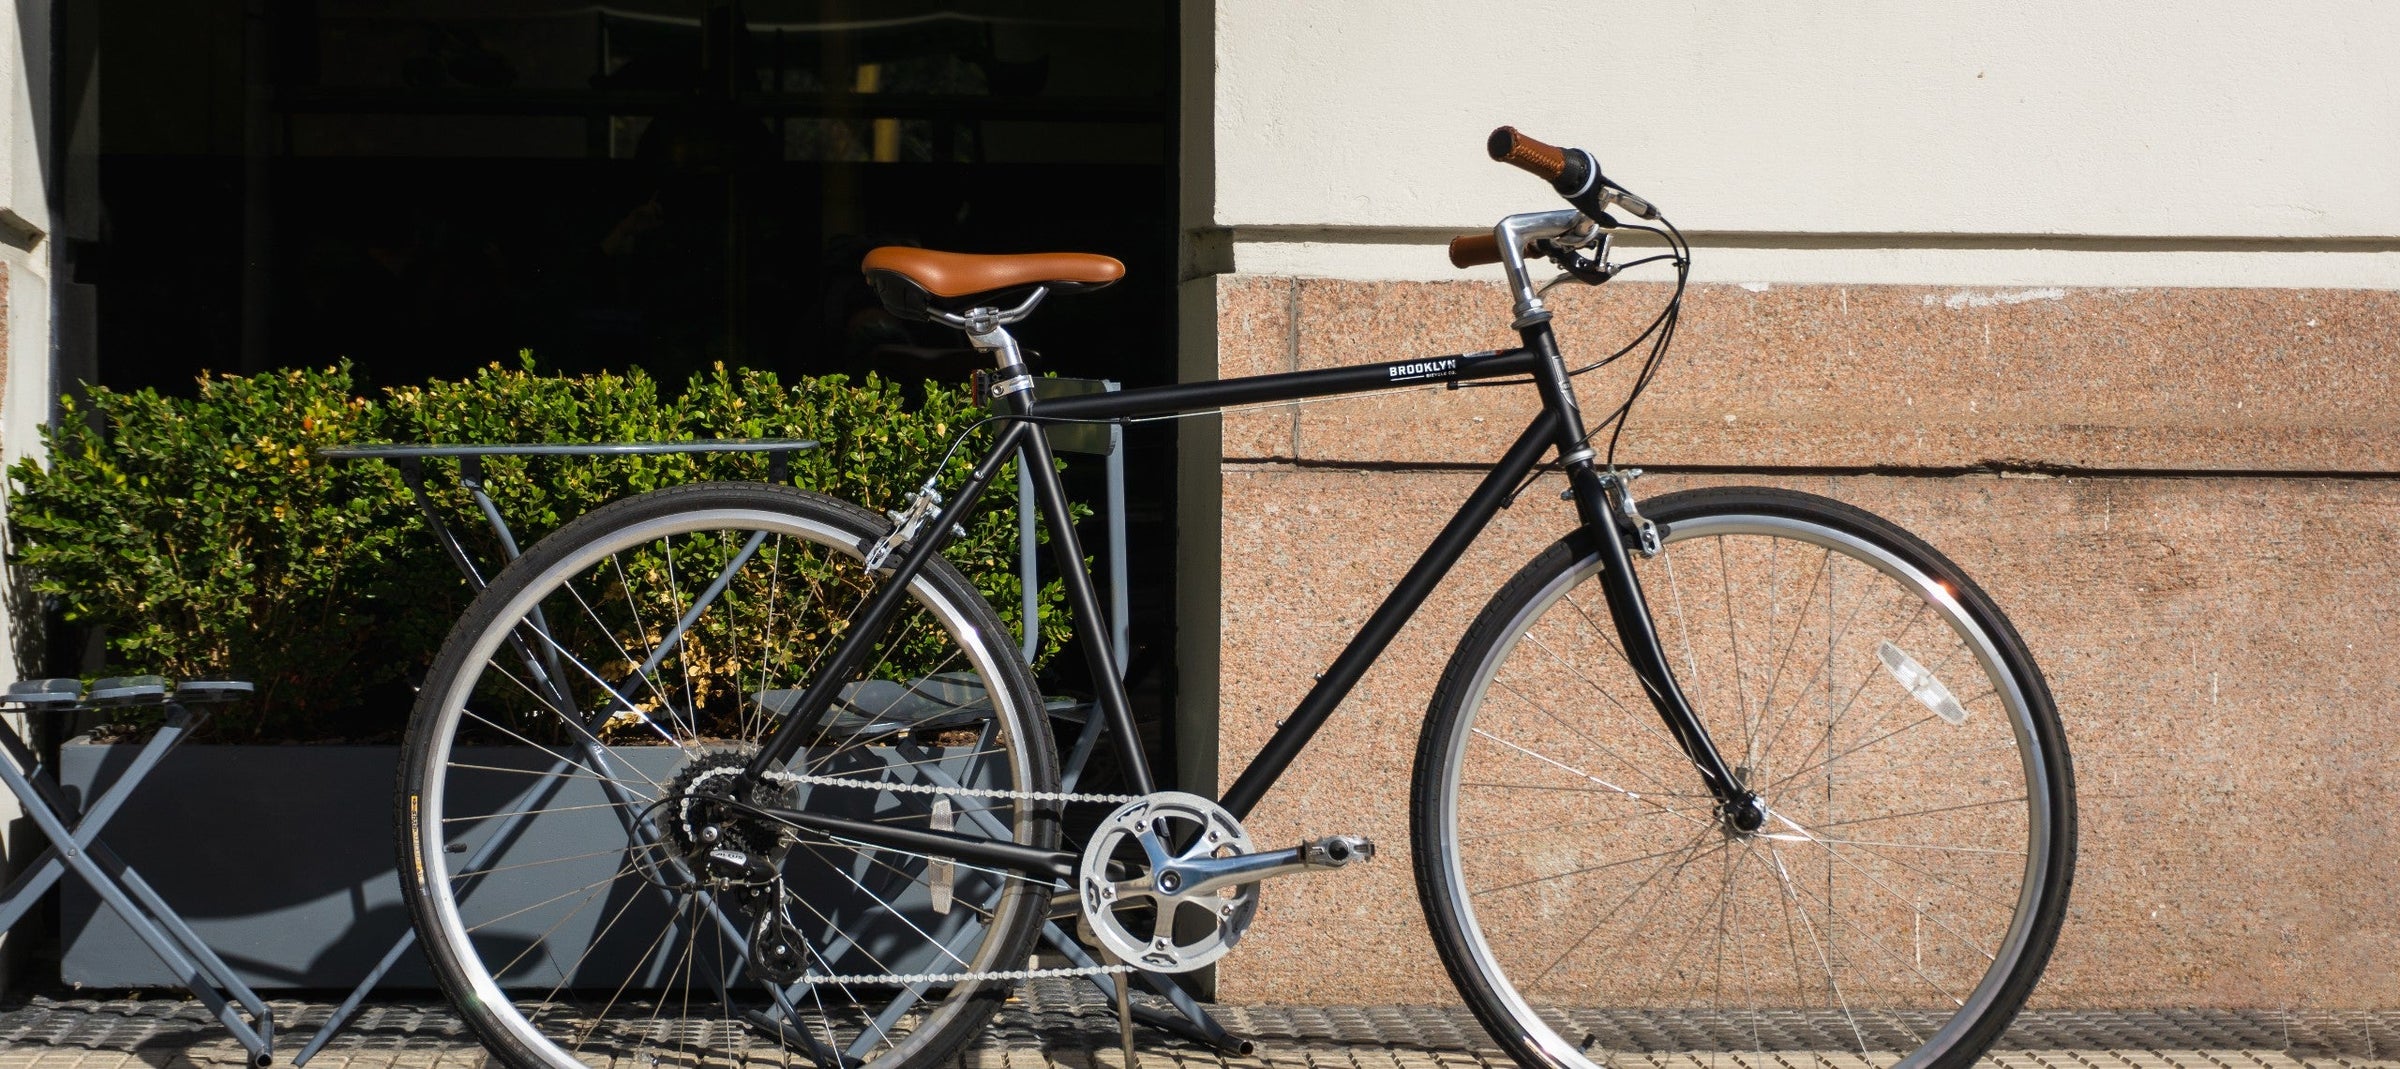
[1879,640,1968,725]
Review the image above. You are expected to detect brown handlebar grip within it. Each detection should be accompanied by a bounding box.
[1488,126,1568,182]
[1448,232,1505,268]
[1449,233,1541,269]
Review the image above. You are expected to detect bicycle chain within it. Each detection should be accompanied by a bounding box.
[748,768,1143,986]
[760,767,1140,807]
[798,962,1134,987]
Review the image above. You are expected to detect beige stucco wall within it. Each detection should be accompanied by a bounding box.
[1205,0,2400,288]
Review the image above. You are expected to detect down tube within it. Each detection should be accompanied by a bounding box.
[1217,410,1564,821]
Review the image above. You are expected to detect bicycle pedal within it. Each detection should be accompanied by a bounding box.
[1301,835,1375,868]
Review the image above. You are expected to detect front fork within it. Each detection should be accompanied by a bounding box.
[1525,318,1767,833]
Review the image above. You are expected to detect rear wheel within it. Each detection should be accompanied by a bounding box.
[1413,486,2074,1069]
[398,482,1058,1069]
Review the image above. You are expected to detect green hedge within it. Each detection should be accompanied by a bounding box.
[6,359,1069,742]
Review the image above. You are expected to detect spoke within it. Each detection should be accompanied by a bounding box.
[1474,837,1718,898]
[570,893,689,1055]
[444,761,650,789]
[1749,544,1835,766]
[1457,779,1710,799]
[610,552,665,715]
[780,852,909,979]
[1521,825,1725,995]
[1749,550,1890,773]
[462,860,642,933]
[1499,636,1688,799]
[1769,738,2021,797]
[459,699,666,798]
[1771,835,1977,1006]
[806,829,1054,893]
[662,535,702,737]
[863,801,1020,825]
[568,578,696,744]
[563,572,691,740]
[1803,832,2004,965]
[1716,535,1759,737]
[1807,834,2026,858]
[450,846,639,881]
[1453,807,1690,843]
[747,533,788,745]
[800,839,980,971]
[1470,726,1712,830]
[1557,590,1687,755]
[518,619,690,753]
[444,800,651,823]
[1758,841,1874,1057]
[806,829,1008,922]
[647,896,704,1065]
[1658,541,1713,749]
[1809,795,2029,832]
[1765,713,1942,798]
[813,743,1009,780]
[1637,833,1746,1009]
[484,853,647,981]
[801,643,973,777]
[1763,605,1962,782]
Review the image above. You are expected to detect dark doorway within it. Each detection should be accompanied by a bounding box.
[55,0,1183,787]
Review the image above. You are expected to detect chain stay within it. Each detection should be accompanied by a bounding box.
[749,767,1140,985]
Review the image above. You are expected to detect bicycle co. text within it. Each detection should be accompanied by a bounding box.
[1387,357,1459,383]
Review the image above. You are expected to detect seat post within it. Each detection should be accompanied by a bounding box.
[939,287,1047,401]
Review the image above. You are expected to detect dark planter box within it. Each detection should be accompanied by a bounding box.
[61,744,431,989]
[62,742,997,990]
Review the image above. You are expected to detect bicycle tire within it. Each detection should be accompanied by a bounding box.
[1411,486,2074,1069]
[397,482,1059,1069]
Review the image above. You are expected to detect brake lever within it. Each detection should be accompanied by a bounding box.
[1541,230,1615,288]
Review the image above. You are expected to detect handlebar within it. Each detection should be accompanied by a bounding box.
[1455,127,1669,279]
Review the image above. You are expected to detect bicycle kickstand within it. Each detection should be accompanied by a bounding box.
[1081,919,1141,1069]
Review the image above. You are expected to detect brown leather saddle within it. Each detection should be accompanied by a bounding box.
[862,247,1124,322]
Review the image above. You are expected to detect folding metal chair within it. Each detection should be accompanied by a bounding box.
[0,676,277,1066]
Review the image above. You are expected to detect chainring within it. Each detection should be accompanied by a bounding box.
[1077,792,1260,973]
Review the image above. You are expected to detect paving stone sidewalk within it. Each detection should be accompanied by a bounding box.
[1,985,2393,1069]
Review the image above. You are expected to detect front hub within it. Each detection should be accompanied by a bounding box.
[1719,791,1769,836]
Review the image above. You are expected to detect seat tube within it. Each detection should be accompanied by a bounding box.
[1524,316,1754,812]
[974,310,1154,796]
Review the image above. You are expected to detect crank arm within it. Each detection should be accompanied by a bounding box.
[1155,835,1374,899]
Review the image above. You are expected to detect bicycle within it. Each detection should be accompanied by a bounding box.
[394,127,2077,1069]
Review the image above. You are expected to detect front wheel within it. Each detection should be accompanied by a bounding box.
[1412,486,2074,1069]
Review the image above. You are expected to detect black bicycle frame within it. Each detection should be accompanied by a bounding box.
[742,318,1754,882]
